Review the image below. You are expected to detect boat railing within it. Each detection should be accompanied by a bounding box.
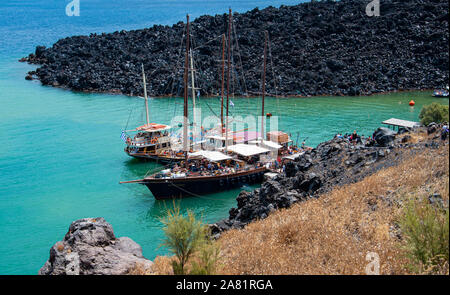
[128,136,171,147]
[151,163,266,179]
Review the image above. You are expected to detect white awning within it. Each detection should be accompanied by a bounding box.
[126,123,172,133]
[382,118,420,129]
[226,144,270,157]
[188,150,232,162]
[248,139,283,149]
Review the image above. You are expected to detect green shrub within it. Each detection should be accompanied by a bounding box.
[399,198,449,273]
[419,103,449,126]
[189,239,221,275]
[160,206,207,274]
[160,205,220,275]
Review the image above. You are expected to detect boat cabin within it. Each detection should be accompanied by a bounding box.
[203,134,234,151]
[125,123,173,156]
[266,131,293,147]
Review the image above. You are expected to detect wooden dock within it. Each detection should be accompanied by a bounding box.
[382,118,421,130]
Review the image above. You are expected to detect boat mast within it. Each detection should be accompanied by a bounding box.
[220,34,225,136]
[225,8,232,152]
[141,64,150,126]
[261,31,268,143]
[183,14,190,166]
[190,50,196,140]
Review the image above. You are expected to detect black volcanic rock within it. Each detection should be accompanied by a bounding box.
[23,0,449,97]
[373,127,397,147]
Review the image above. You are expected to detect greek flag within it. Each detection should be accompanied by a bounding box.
[120,131,127,142]
[229,100,235,107]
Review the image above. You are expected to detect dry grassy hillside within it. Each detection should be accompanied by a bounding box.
[150,133,449,275]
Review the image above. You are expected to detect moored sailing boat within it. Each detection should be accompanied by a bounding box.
[130,145,270,200]
[123,65,184,163]
[121,11,274,199]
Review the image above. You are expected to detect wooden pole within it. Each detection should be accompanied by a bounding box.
[183,14,190,167]
[190,50,196,144]
[220,34,225,135]
[142,64,150,126]
[225,8,232,152]
[261,31,268,142]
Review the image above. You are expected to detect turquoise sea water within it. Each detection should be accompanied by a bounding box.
[0,1,448,274]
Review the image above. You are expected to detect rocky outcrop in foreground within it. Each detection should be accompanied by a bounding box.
[22,0,448,97]
[39,218,153,275]
[210,125,448,237]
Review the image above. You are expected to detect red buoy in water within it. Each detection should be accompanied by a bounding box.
[409,100,415,106]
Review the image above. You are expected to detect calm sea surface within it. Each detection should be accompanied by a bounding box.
[0,0,447,274]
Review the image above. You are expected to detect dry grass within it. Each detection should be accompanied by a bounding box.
[150,139,449,275]
[151,256,175,275]
[126,262,154,275]
[398,130,428,144]
[216,144,449,275]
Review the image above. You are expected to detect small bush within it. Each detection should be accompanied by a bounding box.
[189,240,221,275]
[160,205,220,275]
[419,103,449,126]
[160,206,207,274]
[399,198,449,274]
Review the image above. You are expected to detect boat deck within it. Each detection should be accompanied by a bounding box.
[146,164,267,180]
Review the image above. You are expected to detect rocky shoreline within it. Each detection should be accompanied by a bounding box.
[22,0,448,97]
[209,124,449,237]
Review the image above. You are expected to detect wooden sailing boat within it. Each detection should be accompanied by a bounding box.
[123,17,210,164]
[121,11,272,200]
[123,64,184,163]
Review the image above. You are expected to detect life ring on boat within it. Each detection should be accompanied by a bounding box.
[151,137,158,144]
[266,113,272,117]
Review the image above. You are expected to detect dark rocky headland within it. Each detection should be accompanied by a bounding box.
[22,0,448,97]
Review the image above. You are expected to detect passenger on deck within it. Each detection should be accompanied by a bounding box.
[351,130,359,144]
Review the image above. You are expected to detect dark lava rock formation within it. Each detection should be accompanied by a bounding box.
[39,218,153,275]
[210,125,448,238]
[23,0,448,97]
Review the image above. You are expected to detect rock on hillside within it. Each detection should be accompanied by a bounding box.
[38,218,153,275]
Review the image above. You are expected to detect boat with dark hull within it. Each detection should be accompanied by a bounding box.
[139,166,267,200]
[121,144,273,200]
